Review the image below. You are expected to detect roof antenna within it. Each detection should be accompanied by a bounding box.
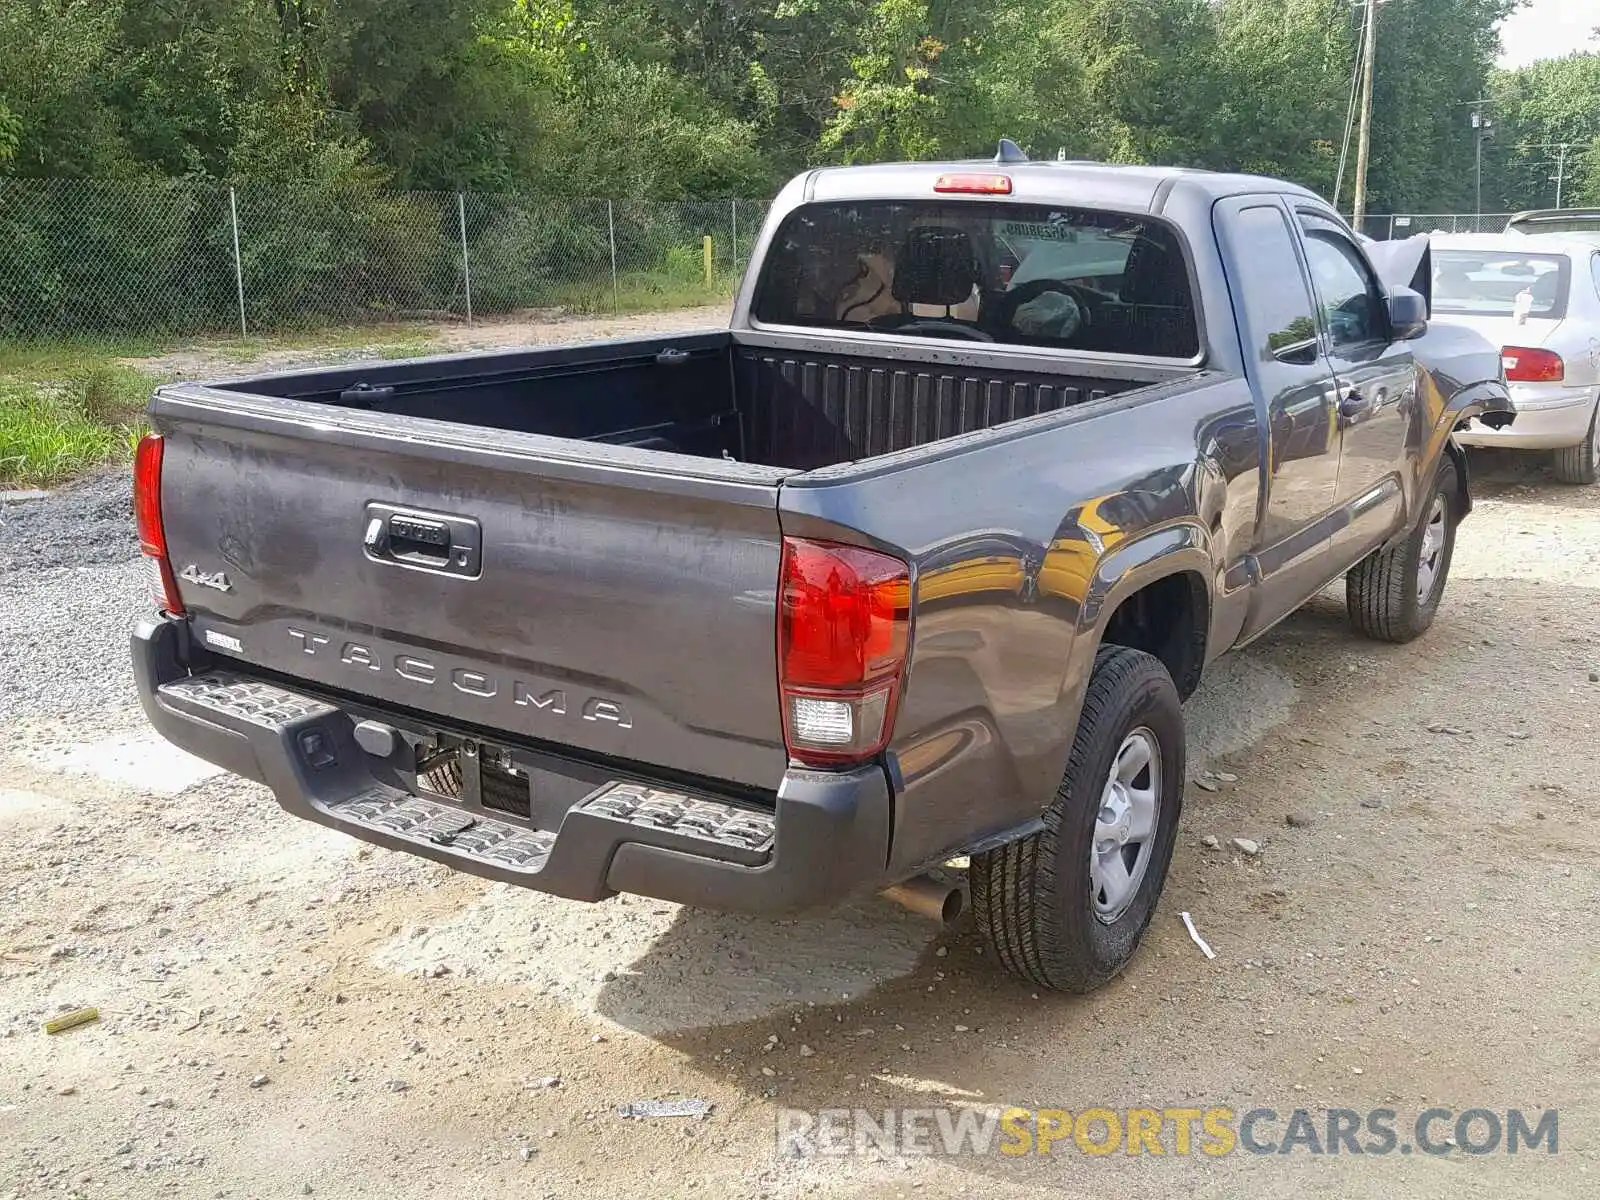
[995,138,1029,165]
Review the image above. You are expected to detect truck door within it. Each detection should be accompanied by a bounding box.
[1295,210,1417,568]
[1214,197,1344,637]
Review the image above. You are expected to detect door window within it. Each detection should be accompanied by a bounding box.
[1231,205,1321,365]
[1298,213,1388,349]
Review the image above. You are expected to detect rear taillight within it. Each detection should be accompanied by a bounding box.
[778,538,911,766]
[1502,346,1564,383]
[133,432,185,615]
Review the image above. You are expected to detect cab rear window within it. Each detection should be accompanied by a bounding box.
[752,200,1199,359]
[1432,250,1570,319]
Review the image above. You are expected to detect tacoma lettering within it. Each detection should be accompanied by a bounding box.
[282,630,628,728]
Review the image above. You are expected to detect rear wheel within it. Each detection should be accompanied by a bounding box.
[970,646,1184,993]
[1552,402,1600,485]
[1346,458,1459,643]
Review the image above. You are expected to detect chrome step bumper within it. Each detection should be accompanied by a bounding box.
[133,617,887,913]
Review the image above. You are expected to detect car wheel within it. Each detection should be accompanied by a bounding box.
[1346,457,1459,644]
[970,645,1184,993]
[1552,401,1600,485]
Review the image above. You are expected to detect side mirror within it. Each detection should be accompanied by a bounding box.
[1388,287,1428,341]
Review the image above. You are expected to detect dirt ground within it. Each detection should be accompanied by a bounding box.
[1,452,1597,1199]
[124,307,731,381]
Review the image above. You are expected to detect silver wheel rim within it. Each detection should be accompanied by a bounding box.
[1090,728,1161,925]
[1416,497,1448,605]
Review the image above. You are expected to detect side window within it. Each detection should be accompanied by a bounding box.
[1591,254,1600,303]
[1232,205,1321,364]
[1298,213,1387,348]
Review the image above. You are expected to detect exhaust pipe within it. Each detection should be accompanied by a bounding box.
[882,874,966,923]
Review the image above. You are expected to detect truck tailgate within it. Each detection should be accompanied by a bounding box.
[151,388,791,788]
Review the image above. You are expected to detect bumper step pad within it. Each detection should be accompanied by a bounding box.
[160,673,335,730]
[581,783,775,855]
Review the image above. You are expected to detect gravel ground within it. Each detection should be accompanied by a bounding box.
[0,471,146,724]
[0,470,138,574]
[0,450,1596,1199]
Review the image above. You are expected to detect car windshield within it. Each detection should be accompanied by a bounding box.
[1431,250,1570,319]
[752,200,1199,359]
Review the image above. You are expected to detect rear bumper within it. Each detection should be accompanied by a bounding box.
[133,617,891,915]
[1455,386,1597,451]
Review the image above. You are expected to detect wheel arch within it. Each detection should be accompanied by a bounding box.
[1075,525,1214,702]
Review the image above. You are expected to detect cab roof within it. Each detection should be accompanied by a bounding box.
[801,158,1326,216]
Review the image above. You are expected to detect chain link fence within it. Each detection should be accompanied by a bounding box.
[1356,213,1514,240]
[0,178,770,343]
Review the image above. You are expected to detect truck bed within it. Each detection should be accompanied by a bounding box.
[211,330,1182,471]
[153,329,1192,796]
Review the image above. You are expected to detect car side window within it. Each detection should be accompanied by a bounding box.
[1591,254,1600,303]
[1233,205,1321,365]
[1297,213,1388,349]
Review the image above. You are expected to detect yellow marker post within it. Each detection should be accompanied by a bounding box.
[703,236,714,285]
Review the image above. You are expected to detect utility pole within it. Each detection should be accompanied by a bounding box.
[1351,0,1380,229]
[1518,141,1576,208]
[1468,99,1494,219]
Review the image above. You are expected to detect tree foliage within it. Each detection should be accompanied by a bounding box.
[1483,52,1600,210]
[0,0,1581,213]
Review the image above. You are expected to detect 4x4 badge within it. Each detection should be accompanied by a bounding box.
[179,564,234,593]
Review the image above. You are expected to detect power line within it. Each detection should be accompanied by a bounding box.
[1332,1,1367,209]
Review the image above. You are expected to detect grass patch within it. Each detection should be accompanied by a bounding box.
[542,272,735,315]
[0,379,141,487]
[202,325,444,365]
[0,336,172,378]
[0,348,155,487]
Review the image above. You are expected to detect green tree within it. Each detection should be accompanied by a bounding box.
[1484,52,1600,209]
[1362,0,1521,213]
[1209,0,1353,194]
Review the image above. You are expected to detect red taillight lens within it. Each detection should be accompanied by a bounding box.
[778,538,910,766]
[133,432,185,615]
[933,173,1013,195]
[1502,346,1564,383]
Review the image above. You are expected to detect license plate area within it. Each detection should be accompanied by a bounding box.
[410,735,565,826]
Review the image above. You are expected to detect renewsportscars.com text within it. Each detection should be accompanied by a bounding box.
[776,1106,1559,1158]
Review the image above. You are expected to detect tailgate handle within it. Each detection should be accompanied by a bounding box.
[385,515,452,562]
[363,504,482,578]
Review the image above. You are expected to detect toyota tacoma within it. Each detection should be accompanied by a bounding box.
[132,149,1511,991]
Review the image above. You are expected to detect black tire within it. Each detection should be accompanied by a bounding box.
[1551,402,1599,485]
[970,646,1184,993]
[1346,457,1459,644]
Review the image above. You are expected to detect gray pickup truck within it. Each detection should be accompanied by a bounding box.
[132,151,1512,992]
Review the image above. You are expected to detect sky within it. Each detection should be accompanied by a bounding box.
[1498,0,1599,68]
